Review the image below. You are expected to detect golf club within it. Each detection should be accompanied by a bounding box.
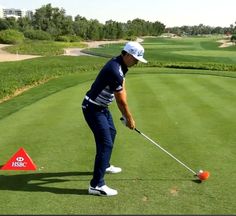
[120,117,210,180]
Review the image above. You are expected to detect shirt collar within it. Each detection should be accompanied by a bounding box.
[117,55,128,75]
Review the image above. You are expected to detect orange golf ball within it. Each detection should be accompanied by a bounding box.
[197,170,210,180]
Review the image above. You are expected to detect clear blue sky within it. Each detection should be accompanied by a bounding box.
[0,0,235,27]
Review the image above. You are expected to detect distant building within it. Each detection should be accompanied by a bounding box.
[25,10,33,19]
[0,7,3,18]
[0,7,33,19]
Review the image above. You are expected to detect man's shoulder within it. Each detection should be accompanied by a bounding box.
[102,56,121,74]
[100,59,123,81]
[106,56,121,69]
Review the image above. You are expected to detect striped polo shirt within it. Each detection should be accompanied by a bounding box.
[85,55,128,107]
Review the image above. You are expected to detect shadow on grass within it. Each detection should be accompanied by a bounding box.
[0,171,93,195]
[192,179,203,184]
[0,170,202,196]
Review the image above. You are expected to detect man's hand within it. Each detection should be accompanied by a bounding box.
[120,116,135,130]
[126,116,135,129]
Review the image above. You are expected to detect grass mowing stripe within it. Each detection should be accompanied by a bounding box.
[189,75,236,101]
[144,75,205,173]
[202,77,236,116]
[132,67,236,79]
[172,75,235,133]
[172,76,235,164]
[144,74,208,168]
[122,74,235,214]
[0,73,235,214]
[123,75,181,174]
[129,73,236,214]
[129,73,188,146]
[111,77,170,180]
[176,76,236,126]
[125,74,208,180]
[128,73,235,168]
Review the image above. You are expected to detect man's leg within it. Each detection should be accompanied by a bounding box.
[91,120,114,187]
[83,108,114,187]
[104,109,122,174]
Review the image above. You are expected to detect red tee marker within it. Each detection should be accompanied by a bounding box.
[1,147,36,170]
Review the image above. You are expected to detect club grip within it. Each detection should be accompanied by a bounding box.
[120,117,126,125]
[120,117,141,133]
[135,128,141,134]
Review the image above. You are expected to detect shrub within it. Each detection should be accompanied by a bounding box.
[0,29,24,44]
[231,34,236,42]
[55,35,81,42]
[68,35,81,42]
[0,18,9,30]
[55,35,70,42]
[124,35,137,41]
[24,30,51,40]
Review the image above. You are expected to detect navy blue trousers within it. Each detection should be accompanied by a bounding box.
[82,99,116,187]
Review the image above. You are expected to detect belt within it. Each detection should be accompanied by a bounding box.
[85,95,102,107]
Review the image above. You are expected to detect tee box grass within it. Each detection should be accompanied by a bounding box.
[0,37,235,214]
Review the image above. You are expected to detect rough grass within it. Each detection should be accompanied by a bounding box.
[0,56,106,100]
[3,40,87,56]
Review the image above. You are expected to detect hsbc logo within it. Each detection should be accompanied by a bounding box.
[1,147,37,170]
[16,157,24,162]
[12,156,27,167]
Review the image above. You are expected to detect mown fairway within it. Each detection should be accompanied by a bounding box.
[0,37,236,214]
[143,37,236,64]
[87,36,236,71]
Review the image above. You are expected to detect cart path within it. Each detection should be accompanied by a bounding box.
[0,38,144,61]
[0,44,41,62]
[63,38,143,56]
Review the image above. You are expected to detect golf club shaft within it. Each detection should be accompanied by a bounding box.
[134,128,197,175]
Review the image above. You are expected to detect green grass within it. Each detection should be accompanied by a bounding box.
[3,40,87,56]
[144,37,236,65]
[0,72,97,120]
[0,37,236,214]
[85,37,236,70]
[0,69,235,214]
[0,56,106,99]
[1,36,235,102]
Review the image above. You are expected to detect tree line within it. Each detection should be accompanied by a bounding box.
[166,23,236,36]
[0,3,235,42]
[0,4,165,41]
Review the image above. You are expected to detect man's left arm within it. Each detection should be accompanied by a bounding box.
[114,80,135,129]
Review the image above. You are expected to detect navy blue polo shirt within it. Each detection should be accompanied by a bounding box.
[85,55,128,107]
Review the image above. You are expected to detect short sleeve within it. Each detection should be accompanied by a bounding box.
[110,66,124,92]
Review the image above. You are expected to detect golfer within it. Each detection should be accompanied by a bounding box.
[82,41,147,196]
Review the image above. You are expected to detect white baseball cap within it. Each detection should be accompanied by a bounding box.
[123,41,147,63]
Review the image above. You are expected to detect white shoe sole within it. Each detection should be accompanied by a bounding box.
[88,187,118,196]
[105,166,122,174]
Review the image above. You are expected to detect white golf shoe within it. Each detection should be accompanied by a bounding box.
[105,165,122,174]
[88,185,118,196]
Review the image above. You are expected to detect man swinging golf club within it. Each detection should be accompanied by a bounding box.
[82,41,147,196]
